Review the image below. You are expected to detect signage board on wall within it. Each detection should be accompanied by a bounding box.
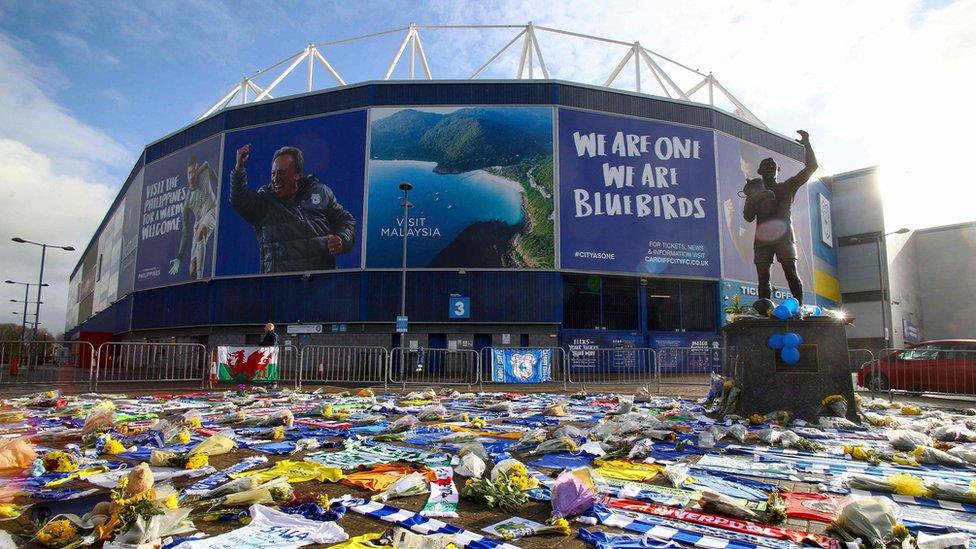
[819,193,833,247]
[558,108,720,277]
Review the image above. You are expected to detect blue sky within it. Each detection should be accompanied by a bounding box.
[0,0,973,331]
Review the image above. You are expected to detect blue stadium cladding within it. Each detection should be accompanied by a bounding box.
[66,80,810,349]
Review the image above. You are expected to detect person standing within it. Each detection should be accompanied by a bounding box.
[260,323,279,347]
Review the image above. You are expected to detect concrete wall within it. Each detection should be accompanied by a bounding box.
[837,243,881,293]
[830,167,884,237]
[916,223,976,340]
[830,167,886,350]
[885,232,923,348]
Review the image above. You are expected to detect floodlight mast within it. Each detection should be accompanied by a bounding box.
[198,23,763,128]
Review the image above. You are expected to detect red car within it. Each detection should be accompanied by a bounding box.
[857,339,976,394]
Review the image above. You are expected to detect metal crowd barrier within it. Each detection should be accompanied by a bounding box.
[565,346,657,390]
[93,342,208,390]
[389,347,479,388]
[299,345,389,389]
[0,340,95,387]
[864,347,976,398]
[847,348,878,395]
[655,346,725,387]
[479,346,567,390]
[276,344,301,388]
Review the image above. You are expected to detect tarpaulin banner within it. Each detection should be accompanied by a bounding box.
[217,110,366,276]
[216,346,279,382]
[490,348,553,383]
[365,106,555,269]
[558,108,720,277]
[137,135,221,290]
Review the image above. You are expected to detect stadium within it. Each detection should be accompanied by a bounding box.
[63,24,840,383]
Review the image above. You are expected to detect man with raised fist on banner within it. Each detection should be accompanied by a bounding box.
[230,143,356,273]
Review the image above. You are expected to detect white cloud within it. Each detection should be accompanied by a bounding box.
[0,140,116,335]
[48,30,121,66]
[99,88,130,108]
[0,33,127,334]
[0,34,131,180]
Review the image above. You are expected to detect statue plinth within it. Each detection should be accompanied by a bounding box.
[721,317,857,423]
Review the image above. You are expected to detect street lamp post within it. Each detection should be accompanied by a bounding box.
[852,227,909,350]
[5,280,47,341]
[398,182,413,326]
[12,238,74,341]
[12,313,41,327]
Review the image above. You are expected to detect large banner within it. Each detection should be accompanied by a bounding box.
[217,345,279,382]
[77,247,97,324]
[490,348,553,383]
[558,108,720,277]
[716,132,814,290]
[217,110,366,275]
[94,204,124,314]
[365,106,555,269]
[117,168,143,298]
[136,136,221,289]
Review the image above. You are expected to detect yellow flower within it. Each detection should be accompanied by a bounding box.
[892,524,909,540]
[843,445,871,462]
[866,415,891,426]
[892,453,919,467]
[42,451,78,473]
[103,438,126,456]
[0,503,22,518]
[186,453,209,470]
[747,414,765,425]
[821,394,844,406]
[186,417,202,429]
[901,406,921,416]
[888,473,931,497]
[272,426,285,441]
[723,381,734,390]
[470,417,487,429]
[175,428,191,444]
[505,463,539,491]
[547,517,571,535]
[163,493,179,509]
[36,518,78,548]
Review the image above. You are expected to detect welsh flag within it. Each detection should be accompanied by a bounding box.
[216,346,279,382]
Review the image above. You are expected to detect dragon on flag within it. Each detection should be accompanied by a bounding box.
[216,346,279,382]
